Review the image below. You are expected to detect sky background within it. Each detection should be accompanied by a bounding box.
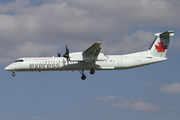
[0,0,180,120]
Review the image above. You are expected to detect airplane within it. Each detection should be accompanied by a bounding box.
[5,31,174,80]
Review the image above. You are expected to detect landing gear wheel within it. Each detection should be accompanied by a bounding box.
[90,69,95,75]
[81,75,86,80]
[12,72,16,77]
[79,70,86,80]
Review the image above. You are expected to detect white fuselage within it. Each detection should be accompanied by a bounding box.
[5,51,167,72]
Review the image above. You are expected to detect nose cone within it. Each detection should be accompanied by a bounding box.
[5,65,12,71]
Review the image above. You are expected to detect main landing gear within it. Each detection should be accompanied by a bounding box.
[12,72,16,77]
[90,69,95,75]
[79,70,86,80]
[79,69,95,80]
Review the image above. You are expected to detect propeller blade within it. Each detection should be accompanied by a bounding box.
[66,45,68,51]
[66,45,69,55]
[63,45,70,59]
[58,52,61,57]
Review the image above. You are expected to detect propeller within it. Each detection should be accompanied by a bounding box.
[58,52,61,57]
[63,45,70,63]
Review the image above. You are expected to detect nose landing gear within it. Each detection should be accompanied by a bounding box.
[12,72,16,77]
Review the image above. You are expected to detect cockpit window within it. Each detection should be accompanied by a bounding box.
[14,60,24,63]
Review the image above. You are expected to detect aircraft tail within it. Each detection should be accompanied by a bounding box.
[148,31,174,58]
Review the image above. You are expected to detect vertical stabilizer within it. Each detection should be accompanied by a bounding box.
[148,31,174,57]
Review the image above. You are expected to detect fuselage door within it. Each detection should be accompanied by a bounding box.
[118,57,122,67]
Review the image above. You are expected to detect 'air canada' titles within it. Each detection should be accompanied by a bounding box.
[30,63,60,69]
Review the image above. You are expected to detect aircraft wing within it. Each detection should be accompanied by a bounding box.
[83,42,102,56]
[69,42,108,62]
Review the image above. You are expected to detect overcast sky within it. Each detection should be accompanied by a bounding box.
[1,0,180,120]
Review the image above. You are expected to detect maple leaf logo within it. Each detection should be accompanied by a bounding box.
[155,42,168,56]
[155,42,167,52]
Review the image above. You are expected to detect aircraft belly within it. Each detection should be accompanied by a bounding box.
[61,63,91,70]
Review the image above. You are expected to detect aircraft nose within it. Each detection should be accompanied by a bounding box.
[5,65,12,71]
